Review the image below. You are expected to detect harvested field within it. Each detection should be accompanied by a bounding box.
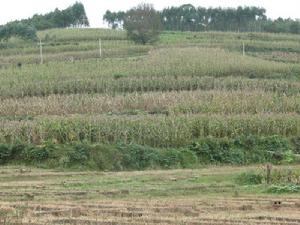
[0,166,300,225]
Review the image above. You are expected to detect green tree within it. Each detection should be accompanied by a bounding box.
[103,10,125,29]
[0,22,37,41]
[3,2,89,31]
[290,21,300,34]
[108,4,298,35]
[69,2,90,27]
[123,3,162,44]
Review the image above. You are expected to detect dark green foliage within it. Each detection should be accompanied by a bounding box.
[27,2,89,30]
[159,148,198,169]
[123,3,162,44]
[190,135,291,165]
[290,21,300,34]
[0,22,37,41]
[22,144,53,163]
[90,144,122,171]
[10,142,27,160]
[235,171,263,185]
[260,136,290,162]
[117,143,160,170]
[178,149,198,168]
[114,144,197,170]
[0,136,297,170]
[0,2,88,41]
[161,5,267,32]
[0,144,12,164]
[264,18,300,34]
[291,137,300,154]
[190,137,245,164]
[68,143,91,164]
[159,149,182,169]
[103,10,125,29]
[108,5,300,34]
[1,2,89,35]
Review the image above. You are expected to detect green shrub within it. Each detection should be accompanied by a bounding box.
[190,137,245,164]
[235,171,263,185]
[190,138,224,163]
[0,137,296,170]
[291,137,300,154]
[68,143,91,165]
[159,149,182,169]
[190,136,291,165]
[178,149,198,168]
[22,145,51,163]
[90,144,122,171]
[261,136,290,162]
[0,144,12,164]
[117,143,159,170]
[10,142,26,160]
[282,150,298,164]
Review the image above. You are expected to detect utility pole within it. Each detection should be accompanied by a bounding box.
[38,38,44,64]
[99,38,102,58]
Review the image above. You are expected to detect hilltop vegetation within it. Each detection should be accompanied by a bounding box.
[105,4,300,34]
[0,2,88,41]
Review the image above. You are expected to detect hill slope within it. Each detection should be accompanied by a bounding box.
[0,29,300,168]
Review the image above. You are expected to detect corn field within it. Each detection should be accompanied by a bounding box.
[0,28,300,147]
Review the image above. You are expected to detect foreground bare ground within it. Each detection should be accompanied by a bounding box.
[0,166,299,225]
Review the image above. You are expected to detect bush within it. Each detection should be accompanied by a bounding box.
[190,137,245,164]
[10,142,27,160]
[159,149,182,169]
[260,135,290,162]
[0,144,12,164]
[190,136,291,165]
[0,137,296,170]
[22,145,51,163]
[291,137,300,154]
[68,143,91,165]
[90,144,122,171]
[117,143,160,170]
[235,171,263,185]
[123,3,162,44]
[178,149,198,168]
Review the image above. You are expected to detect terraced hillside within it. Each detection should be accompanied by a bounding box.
[0,28,300,224]
[0,29,300,165]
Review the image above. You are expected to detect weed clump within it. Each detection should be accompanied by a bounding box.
[235,171,263,185]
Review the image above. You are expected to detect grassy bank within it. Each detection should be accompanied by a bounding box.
[1,135,299,171]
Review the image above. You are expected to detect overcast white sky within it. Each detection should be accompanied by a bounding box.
[0,0,299,27]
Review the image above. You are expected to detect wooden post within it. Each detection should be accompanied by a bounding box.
[99,38,102,58]
[266,164,272,185]
[38,38,44,64]
[242,41,245,56]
